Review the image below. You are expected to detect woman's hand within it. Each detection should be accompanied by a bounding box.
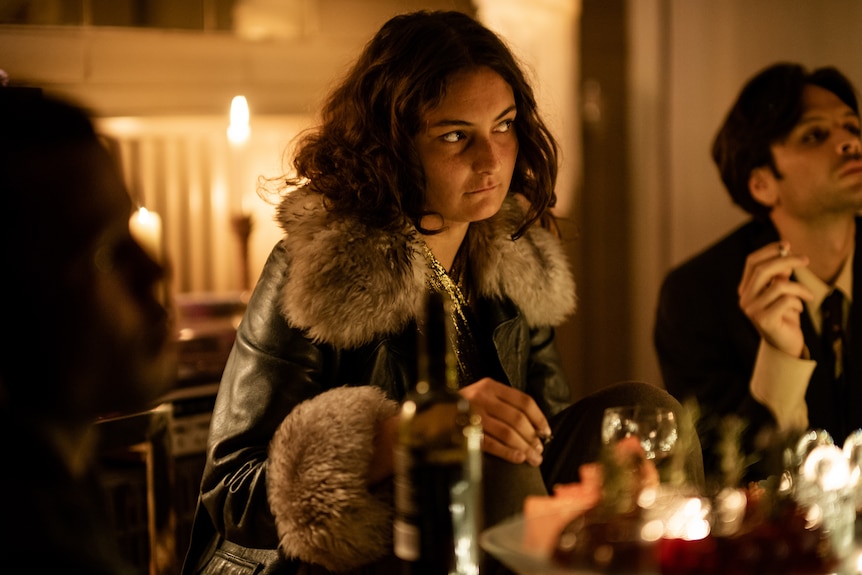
[370,378,552,484]
[459,377,552,466]
[738,241,812,358]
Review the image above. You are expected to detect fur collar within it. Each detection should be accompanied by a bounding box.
[276,188,576,349]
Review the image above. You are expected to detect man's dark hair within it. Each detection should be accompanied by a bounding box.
[712,62,859,219]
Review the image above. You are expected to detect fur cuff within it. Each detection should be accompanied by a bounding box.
[267,386,399,571]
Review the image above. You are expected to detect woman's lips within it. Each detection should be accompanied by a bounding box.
[469,183,498,194]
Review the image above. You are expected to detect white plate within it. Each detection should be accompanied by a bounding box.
[480,514,652,575]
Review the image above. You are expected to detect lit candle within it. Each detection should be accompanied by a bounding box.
[129,207,163,262]
[227,95,250,146]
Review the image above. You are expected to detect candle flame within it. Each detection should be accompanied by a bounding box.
[129,206,163,262]
[228,95,251,145]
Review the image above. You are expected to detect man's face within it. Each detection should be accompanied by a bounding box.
[57,142,176,417]
[762,84,862,221]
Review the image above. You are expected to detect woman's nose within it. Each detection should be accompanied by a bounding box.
[473,137,501,173]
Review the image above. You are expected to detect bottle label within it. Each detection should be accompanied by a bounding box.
[394,440,481,575]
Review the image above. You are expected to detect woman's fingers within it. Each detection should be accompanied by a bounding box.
[460,377,550,466]
[478,417,544,465]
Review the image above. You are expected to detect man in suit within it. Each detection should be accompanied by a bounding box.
[654,62,862,485]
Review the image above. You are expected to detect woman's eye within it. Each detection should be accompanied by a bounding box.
[495,118,514,133]
[846,123,861,136]
[441,131,465,143]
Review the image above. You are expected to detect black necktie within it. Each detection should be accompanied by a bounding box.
[820,289,845,382]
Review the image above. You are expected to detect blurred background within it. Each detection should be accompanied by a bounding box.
[2,0,861,400]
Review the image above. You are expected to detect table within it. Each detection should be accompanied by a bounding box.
[481,512,862,575]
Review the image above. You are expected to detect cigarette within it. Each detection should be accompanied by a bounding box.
[778,244,788,258]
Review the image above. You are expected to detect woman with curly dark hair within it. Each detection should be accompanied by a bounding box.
[182,10,701,575]
[286,10,558,239]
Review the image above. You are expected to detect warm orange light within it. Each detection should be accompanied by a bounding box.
[227,95,250,145]
[129,206,163,262]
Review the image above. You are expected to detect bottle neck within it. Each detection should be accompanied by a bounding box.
[417,291,459,395]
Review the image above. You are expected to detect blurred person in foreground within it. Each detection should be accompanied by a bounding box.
[182,10,703,575]
[0,89,177,572]
[654,62,862,485]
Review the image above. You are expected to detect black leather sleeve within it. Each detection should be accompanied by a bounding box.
[199,241,327,548]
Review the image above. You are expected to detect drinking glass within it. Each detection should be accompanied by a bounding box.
[601,405,678,463]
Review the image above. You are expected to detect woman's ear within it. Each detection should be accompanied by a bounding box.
[749,166,777,208]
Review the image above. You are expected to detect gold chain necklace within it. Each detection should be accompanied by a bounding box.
[422,241,479,385]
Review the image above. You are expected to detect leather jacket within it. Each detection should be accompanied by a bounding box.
[181,190,576,575]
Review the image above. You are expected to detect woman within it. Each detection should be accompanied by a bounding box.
[182,10,701,575]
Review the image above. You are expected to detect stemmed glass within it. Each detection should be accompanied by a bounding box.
[601,405,679,464]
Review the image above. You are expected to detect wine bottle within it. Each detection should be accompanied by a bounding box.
[393,290,483,575]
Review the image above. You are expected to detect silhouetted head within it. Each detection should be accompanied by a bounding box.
[0,90,176,422]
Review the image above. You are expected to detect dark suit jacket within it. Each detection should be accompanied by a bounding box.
[654,216,861,482]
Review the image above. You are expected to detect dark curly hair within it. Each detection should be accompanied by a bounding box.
[712,62,859,220]
[277,9,559,239]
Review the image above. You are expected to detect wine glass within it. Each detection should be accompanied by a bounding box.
[601,405,679,463]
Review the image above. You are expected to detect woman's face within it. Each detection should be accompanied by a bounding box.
[414,66,518,230]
